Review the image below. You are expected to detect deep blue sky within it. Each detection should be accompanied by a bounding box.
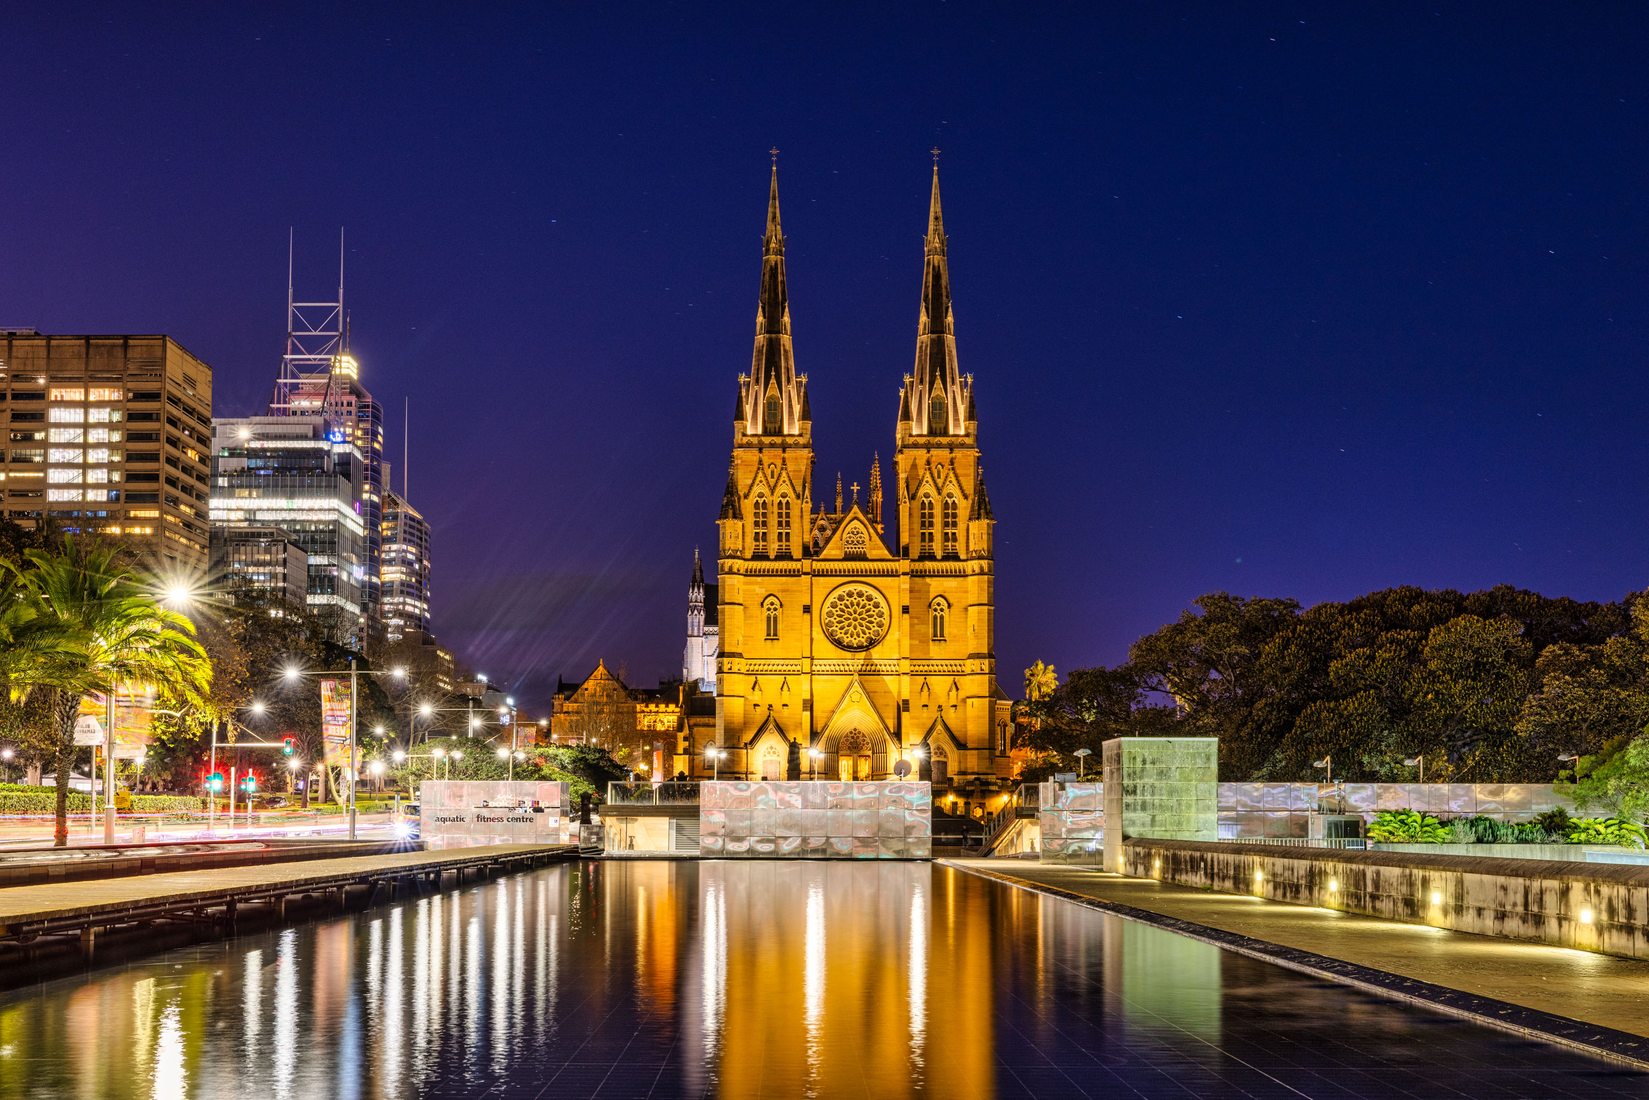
[5,5,1649,710]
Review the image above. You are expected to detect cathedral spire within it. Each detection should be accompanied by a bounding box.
[901,157,967,438]
[740,155,807,437]
[835,472,843,514]
[868,454,884,532]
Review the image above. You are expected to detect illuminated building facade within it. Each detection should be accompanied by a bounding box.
[379,487,432,643]
[683,547,720,691]
[711,165,1010,792]
[209,415,367,619]
[0,332,213,571]
[209,524,308,606]
[278,355,384,619]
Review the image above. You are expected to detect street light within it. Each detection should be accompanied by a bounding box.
[1074,747,1092,779]
[1403,755,1425,783]
[282,660,406,840]
[1312,755,1332,784]
[705,743,723,781]
[808,747,821,781]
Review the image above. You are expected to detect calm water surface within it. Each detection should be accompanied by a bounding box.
[0,861,1639,1099]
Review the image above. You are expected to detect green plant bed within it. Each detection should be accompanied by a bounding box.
[1367,809,1450,842]
[1565,817,1647,848]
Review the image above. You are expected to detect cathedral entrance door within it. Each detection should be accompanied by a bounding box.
[761,744,783,781]
[838,729,872,782]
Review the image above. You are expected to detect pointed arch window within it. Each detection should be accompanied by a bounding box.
[752,495,769,555]
[918,496,935,557]
[764,393,781,434]
[843,525,867,559]
[942,496,959,556]
[928,390,947,435]
[763,595,781,641]
[776,496,792,557]
[930,597,949,642]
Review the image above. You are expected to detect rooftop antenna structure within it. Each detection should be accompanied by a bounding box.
[271,228,347,415]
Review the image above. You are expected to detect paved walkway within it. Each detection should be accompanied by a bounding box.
[0,843,574,932]
[947,858,1649,1066]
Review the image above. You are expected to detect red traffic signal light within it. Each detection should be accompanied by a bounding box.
[281,736,296,756]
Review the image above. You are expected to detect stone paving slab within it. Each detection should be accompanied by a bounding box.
[0,844,574,929]
[947,858,1649,1069]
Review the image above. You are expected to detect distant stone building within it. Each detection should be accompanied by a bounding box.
[551,660,683,772]
[682,548,719,691]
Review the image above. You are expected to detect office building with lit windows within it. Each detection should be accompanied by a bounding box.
[209,416,367,620]
[0,332,213,572]
[275,355,385,619]
[379,487,432,643]
[209,524,309,606]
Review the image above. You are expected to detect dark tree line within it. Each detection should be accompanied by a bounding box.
[1020,586,1649,784]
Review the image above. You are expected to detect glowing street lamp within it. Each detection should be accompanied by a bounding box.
[807,747,821,781]
[705,743,724,781]
[281,660,407,839]
[1073,747,1092,779]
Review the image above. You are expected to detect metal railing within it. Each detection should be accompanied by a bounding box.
[1226,836,1367,850]
[604,782,702,807]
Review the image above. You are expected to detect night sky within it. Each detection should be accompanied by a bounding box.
[5,5,1649,709]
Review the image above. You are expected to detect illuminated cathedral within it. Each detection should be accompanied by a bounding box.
[701,160,1011,797]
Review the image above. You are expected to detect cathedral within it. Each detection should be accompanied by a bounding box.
[701,160,1011,796]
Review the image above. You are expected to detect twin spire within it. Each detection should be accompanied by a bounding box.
[740,161,805,437]
[741,155,968,440]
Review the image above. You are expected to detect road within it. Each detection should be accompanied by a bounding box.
[0,812,400,849]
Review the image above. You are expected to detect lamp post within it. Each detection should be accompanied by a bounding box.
[0,746,13,783]
[1312,755,1332,784]
[284,659,406,841]
[1073,747,1092,779]
[1403,755,1425,783]
[706,744,722,781]
[808,747,821,781]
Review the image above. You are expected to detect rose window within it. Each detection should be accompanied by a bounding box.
[821,584,890,650]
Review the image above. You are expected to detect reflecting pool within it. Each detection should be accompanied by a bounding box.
[0,861,1639,1098]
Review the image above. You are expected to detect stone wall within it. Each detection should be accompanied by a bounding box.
[1124,837,1649,961]
[700,780,931,859]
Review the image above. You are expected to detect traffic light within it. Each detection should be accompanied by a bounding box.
[281,736,296,756]
[206,772,224,793]
[241,773,257,793]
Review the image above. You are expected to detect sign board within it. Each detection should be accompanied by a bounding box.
[320,678,352,766]
[73,716,104,746]
[77,690,153,756]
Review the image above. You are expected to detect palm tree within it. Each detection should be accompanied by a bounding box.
[0,539,212,846]
[1024,660,1058,705]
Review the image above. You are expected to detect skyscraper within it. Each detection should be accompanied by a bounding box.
[0,331,213,573]
[209,416,367,620]
[380,486,432,643]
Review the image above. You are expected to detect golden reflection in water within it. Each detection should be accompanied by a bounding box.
[696,862,992,1100]
[0,862,1002,1099]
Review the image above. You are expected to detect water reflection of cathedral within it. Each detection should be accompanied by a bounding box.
[702,160,1013,797]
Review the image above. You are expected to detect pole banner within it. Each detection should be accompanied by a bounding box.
[320,678,353,766]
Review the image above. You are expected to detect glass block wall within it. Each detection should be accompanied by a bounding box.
[700,781,932,859]
[1038,781,1104,864]
[1102,738,1218,871]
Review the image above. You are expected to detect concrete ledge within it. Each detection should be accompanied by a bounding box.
[1126,837,1649,960]
[946,859,1649,1072]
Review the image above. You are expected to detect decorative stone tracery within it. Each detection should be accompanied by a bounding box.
[820,583,890,650]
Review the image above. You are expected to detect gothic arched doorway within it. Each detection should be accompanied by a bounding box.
[761,743,783,781]
[930,744,949,788]
[838,729,872,782]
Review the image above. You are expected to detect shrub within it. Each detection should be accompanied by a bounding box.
[1509,822,1552,843]
[1534,807,1572,837]
[1367,809,1450,843]
[130,795,204,814]
[1565,817,1648,849]
[0,787,93,814]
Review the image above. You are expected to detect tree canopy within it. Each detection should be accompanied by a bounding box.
[1022,585,1648,783]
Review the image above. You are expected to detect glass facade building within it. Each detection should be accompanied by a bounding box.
[210,415,367,619]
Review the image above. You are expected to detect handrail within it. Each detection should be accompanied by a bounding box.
[604,782,701,806]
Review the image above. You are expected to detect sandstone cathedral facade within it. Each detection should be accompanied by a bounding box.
[703,162,1011,795]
